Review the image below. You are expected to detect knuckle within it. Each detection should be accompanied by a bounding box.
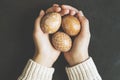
[82,17,89,23]
[53,6,56,11]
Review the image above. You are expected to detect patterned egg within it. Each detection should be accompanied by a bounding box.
[40,12,61,34]
[62,15,81,36]
[52,32,72,52]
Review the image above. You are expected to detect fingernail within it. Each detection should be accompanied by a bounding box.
[57,7,61,12]
[40,10,44,16]
[79,11,84,16]
[61,5,65,9]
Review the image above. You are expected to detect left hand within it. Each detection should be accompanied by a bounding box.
[33,10,61,67]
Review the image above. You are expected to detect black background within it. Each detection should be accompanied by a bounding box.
[0,0,120,80]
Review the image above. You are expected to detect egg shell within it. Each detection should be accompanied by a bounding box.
[52,32,72,52]
[41,12,61,34]
[62,15,81,36]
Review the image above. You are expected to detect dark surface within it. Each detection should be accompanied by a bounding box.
[0,0,120,80]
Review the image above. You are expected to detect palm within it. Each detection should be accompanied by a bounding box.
[64,34,90,63]
[35,32,60,58]
[33,11,60,64]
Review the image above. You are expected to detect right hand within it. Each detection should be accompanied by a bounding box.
[64,11,90,66]
[60,5,91,66]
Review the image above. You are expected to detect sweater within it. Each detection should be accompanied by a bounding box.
[17,57,102,80]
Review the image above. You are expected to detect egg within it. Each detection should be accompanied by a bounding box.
[52,32,72,52]
[62,15,81,36]
[40,12,61,34]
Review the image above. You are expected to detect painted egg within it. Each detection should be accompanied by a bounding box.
[52,32,72,52]
[41,12,61,34]
[62,15,81,36]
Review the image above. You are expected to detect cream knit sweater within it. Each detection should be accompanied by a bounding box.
[18,57,102,80]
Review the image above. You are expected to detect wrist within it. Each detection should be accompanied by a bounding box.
[68,52,89,66]
[33,53,54,67]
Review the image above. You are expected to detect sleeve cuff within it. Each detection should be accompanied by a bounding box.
[18,59,54,80]
[65,57,102,80]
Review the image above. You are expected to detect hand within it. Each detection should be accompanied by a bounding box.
[60,5,91,66]
[32,10,60,67]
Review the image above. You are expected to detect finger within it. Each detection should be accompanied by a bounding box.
[70,10,76,15]
[60,9,69,16]
[61,5,78,12]
[53,4,59,7]
[34,10,45,32]
[46,6,61,13]
[77,11,90,36]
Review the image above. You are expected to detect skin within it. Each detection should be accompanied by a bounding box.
[32,10,60,67]
[33,4,90,67]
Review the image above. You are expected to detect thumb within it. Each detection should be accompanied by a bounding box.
[77,11,90,37]
[34,10,45,32]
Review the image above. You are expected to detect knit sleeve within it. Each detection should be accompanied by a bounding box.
[17,59,54,80]
[65,57,102,80]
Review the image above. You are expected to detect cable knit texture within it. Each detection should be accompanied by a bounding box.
[65,57,102,80]
[18,57,102,80]
[17,59,54,80]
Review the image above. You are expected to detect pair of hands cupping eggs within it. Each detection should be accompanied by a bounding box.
[40,12,81,52]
